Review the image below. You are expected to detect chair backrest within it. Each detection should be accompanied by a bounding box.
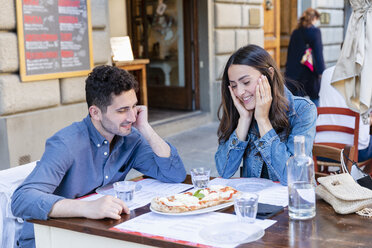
[315,107,359,162]
[312,144,355,179]
[0,161,37,248]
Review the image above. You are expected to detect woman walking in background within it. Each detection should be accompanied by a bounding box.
[285,8,325,106]
[215,45,317,186]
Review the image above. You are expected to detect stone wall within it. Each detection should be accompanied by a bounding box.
[211,0,264,120]
[0,0,111,169]
[314,0,345,67]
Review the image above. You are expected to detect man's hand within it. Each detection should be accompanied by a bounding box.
[49,195,130,220]
[133,105,149,131]
[83,195,130,220]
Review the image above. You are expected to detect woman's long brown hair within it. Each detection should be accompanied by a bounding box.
[217,45,289,143]
[297,8,320,29]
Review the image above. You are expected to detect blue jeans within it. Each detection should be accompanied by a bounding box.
[359,136,372,162]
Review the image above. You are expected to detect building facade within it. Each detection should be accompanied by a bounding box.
[0,0,346,169]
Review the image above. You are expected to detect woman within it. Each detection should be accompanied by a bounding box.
[285,8,325,106]
[215,45,317,185]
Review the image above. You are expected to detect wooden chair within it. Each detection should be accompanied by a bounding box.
[315,107,372,175]
[316,107,359,160]
[313,144,355,180]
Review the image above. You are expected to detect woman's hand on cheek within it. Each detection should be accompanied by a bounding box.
[228,85,253,141]
[254,75,272,124]
[228,86,253,120]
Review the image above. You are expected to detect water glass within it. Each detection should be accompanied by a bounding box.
[190,167,211,189]
[113,181,136,202]
[234,193,259,223]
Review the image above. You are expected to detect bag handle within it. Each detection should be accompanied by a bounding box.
[340,148,349,174]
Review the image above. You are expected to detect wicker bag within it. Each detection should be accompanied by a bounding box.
[316,173,372,214]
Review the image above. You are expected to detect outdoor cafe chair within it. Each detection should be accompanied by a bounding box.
[312,144,355,180]
[315,107,372,175]
[0,161,36,248]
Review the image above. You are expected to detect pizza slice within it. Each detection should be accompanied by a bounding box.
[150,185,240,213]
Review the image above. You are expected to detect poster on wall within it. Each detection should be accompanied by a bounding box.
[16,0,93,82]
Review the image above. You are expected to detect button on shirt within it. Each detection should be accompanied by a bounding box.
[11,115,186,248]
[215,88,317,186]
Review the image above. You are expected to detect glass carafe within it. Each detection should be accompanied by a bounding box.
[287,135,316,220]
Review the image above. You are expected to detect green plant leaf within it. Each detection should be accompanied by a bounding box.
[193,189,205,200]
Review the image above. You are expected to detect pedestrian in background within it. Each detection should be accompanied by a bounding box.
[285,8,325,106]
[215,45,317,185]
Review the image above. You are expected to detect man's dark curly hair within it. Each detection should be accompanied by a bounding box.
[85,65,139,112]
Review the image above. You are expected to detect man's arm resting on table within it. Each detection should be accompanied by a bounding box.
[49,195,130,220]
[137,123,170,157]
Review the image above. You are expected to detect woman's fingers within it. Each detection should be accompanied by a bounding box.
[229,86,242,108]
[258,75,272,102]
[228,86,238,102]
[262,76,271,99]
[256,79,262,103]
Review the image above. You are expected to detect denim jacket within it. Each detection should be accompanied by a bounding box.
[215,88,317,185]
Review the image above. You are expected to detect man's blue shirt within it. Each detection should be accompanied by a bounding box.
[11,115,186,247]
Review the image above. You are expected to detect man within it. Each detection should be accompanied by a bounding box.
[315,66,372,162]
[11,65,186,247]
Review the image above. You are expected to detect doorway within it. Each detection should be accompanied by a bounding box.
[127,0,199,112]
[279,0,297,71]
[263,0,298,72]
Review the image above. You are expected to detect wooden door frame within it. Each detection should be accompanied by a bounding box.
[280,0,297,70]
[263,0,281,66]
[126,0,199,110]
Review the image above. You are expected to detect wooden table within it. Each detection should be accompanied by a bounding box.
[30,178,372,248]
[114,59,150,106]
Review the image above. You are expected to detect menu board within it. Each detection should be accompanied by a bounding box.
[16,0,93,82]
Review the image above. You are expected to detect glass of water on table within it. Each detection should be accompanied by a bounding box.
[190,167,211,189]
[113,181,136,202]
[234,192,259,223]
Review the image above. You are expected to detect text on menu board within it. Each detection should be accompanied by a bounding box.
[17,0,93,82]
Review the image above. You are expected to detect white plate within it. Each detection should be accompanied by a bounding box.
[226,178,275,192]
[150,201,234,216]
[199,221,264,244]
[96,182,142,196]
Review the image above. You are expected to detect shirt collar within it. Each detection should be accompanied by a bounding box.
[84,115,128,149]
[83,115,107,146]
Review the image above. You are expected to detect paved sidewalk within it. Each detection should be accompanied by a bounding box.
[166,121,240,178]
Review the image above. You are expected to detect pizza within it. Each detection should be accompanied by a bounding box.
[150,185,240,213]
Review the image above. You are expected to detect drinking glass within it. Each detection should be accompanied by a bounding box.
[190,167,211,189]
[113,181,136,202]
[234,192,259,223]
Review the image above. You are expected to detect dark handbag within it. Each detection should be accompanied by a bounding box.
[342,149,372,190]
